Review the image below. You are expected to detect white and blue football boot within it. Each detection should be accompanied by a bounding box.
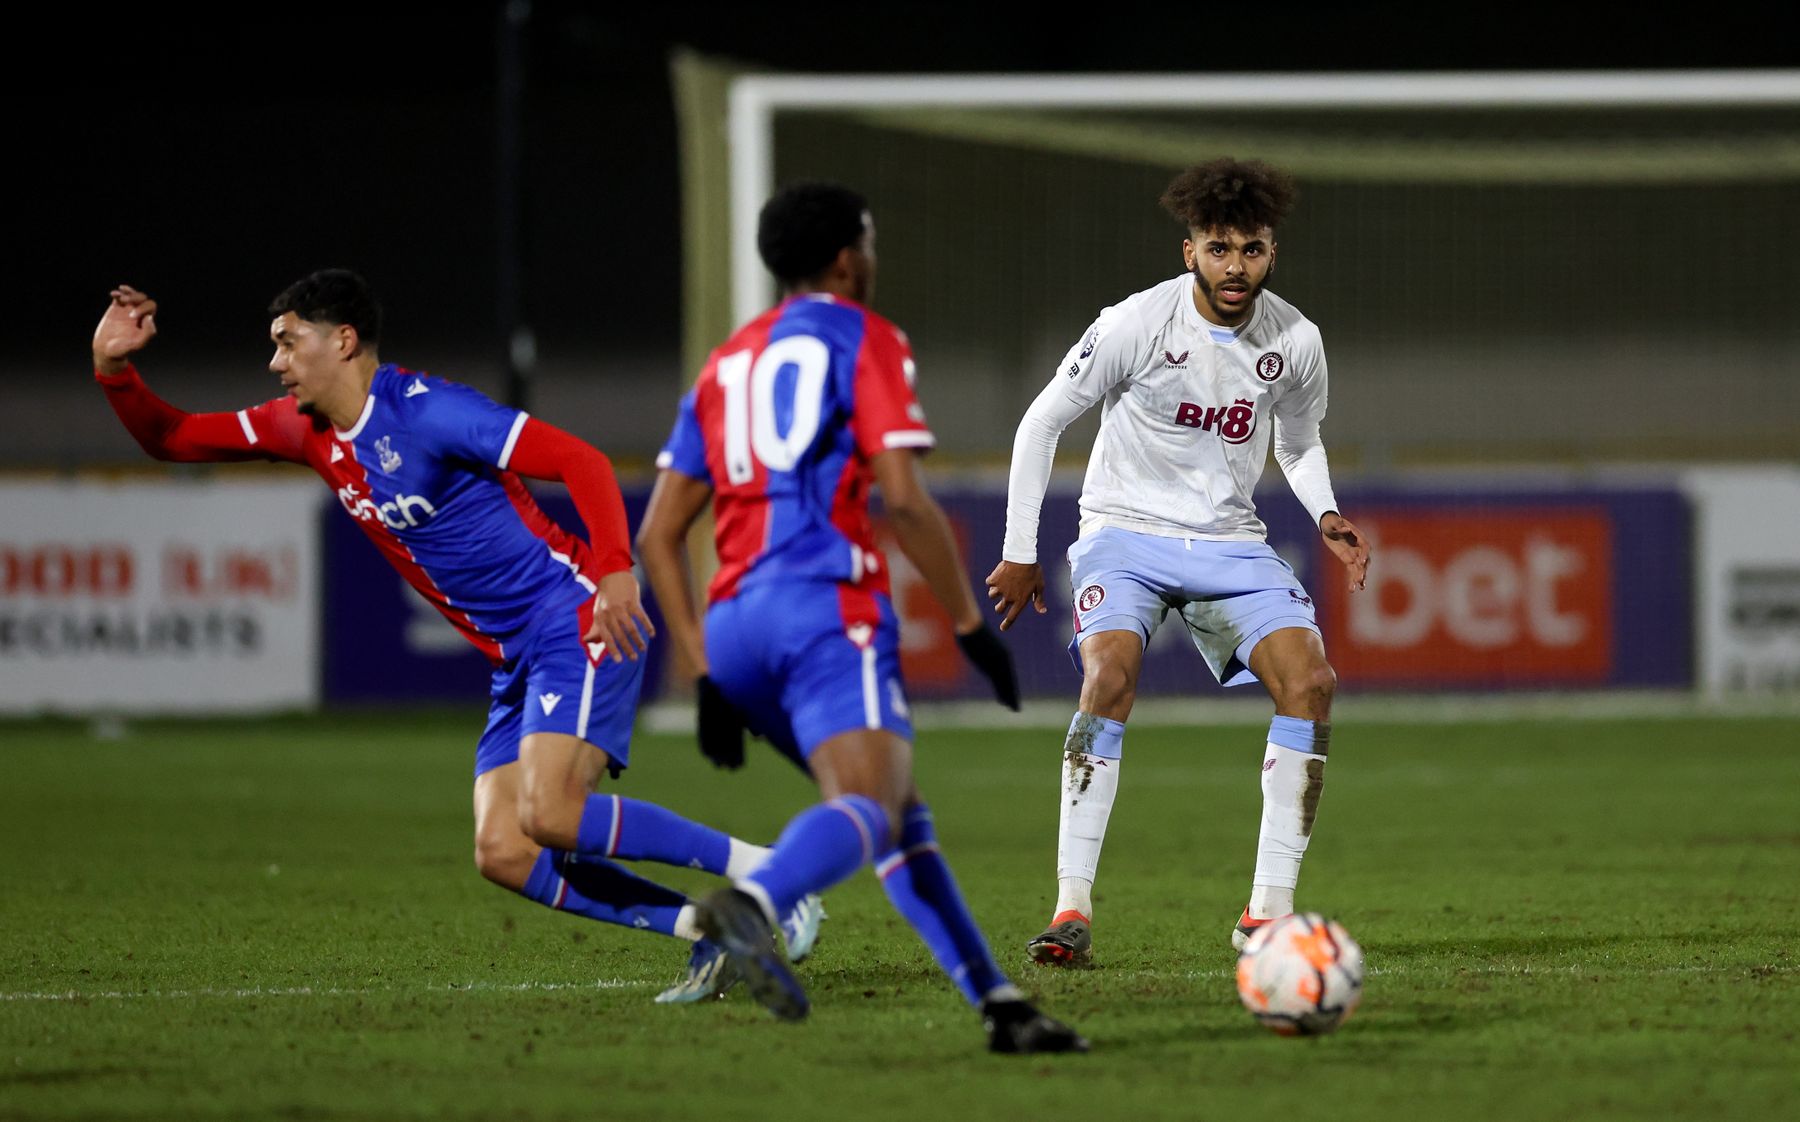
[780,894,826,963]
[654,937,741,1004]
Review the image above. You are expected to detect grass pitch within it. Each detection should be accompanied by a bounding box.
[2,709,1796,1121]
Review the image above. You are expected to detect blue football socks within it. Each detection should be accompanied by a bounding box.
[575,793,731,875]
[519,848,686,935]
[877,803,1010,1006]
[742,795,890,916]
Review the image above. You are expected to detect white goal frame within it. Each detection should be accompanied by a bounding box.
[726,69,1800,326]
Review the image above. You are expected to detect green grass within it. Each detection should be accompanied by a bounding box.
[2,710,1796,1121]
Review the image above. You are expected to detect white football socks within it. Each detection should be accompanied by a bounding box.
[1251,716,1329,919]
[1054,712,1125,920]
[726,838,772,880]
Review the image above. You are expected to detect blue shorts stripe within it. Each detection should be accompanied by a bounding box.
[474,592,645,777]
[704,584,913,759]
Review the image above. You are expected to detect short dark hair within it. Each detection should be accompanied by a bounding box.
[757,182,869,285]
[1160,158,1298,236]
[268,268,383,345]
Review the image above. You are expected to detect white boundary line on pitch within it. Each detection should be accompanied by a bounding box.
[642,692,1800,734]
[8,961,1788,1003]
[0,979,651,1003]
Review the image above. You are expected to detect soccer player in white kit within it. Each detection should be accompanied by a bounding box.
[985,158,1372,963]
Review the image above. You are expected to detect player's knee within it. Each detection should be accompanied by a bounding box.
[1307,662,1337,708]
[514,789,581,852]
[1275,662,1336,718]
[474,835,535,891]
[1080,659,1137,716]
[874,795,909,846]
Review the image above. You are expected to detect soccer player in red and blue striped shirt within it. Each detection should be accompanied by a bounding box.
[638,182,1087,1052]
[90,271,820,999]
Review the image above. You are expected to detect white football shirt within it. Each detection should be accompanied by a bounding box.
[1002,274,1340,564]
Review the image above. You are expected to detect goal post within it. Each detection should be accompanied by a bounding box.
[674,58,1800,468]
[721,69,1800,331]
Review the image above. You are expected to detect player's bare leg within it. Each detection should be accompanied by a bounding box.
[474,757,704,939]
[1030,628,1142,967]
[1236,626,1336,949]
[477,761,741,1000]
[472,763,539,892]
[517,730,805,901]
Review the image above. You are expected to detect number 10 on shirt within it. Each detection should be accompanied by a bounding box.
[714,336,831,484]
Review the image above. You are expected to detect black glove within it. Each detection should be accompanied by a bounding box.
[696,675,747,769]
[956,625,1021,711]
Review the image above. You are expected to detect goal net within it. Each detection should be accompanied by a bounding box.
[675,58,1800,471]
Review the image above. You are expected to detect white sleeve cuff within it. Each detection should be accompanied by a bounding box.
[882,430,936,450]
[498,412,530,470]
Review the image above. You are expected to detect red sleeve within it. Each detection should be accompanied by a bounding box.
[850,319,935,460]
[505,416,633,576]
[96,363,307,463]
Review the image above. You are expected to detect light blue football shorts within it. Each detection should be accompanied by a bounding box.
[1066,526,1319,687]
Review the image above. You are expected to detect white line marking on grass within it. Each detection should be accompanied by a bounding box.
[7,962,1790,1004]
[0,979,653,1003]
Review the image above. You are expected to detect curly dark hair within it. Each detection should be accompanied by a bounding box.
[757,181,869,285]
[268,268,383,345]
[1159,158,1297,235]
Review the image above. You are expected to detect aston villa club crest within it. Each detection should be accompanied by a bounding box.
[1255,352,1285,382]
[1078,584,1106,612]
[1163,349,1190,368]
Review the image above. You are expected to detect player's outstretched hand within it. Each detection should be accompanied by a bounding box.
[92,285,158,375]
[695,675,747,770]
[984,560,1046,632]
[583,570,656,662]
[1320,512,1371,593]
[956,624,1021,711]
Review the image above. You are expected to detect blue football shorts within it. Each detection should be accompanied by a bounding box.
[474,589,646,778]
[704,580,914,765]
[1067,526,1319,687]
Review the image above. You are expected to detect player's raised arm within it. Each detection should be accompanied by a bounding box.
[92,285,305,464]
[93,285,158,375]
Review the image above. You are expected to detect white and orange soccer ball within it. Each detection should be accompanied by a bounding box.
[1235,913,1364,1036]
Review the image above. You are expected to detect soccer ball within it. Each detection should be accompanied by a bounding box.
[1235,913,1364,1036]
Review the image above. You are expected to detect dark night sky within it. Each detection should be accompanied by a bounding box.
[8,4,1794,372]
